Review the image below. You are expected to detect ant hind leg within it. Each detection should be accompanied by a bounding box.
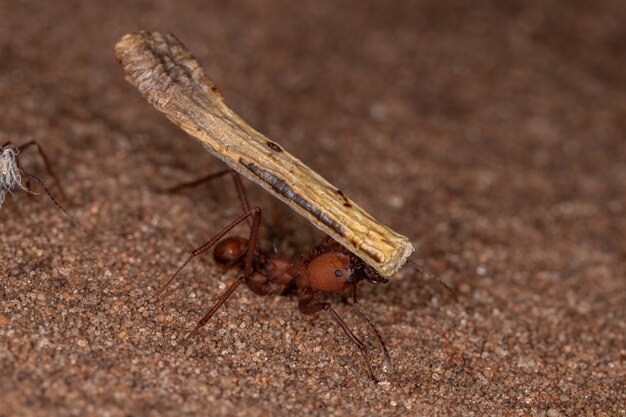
[163,169,252,227]
[156,207,263,344]
[155,206,262,298]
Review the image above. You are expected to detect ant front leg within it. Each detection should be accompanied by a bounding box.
[155,206,262,343]
[299,298,377,382]
[352,284,394,373]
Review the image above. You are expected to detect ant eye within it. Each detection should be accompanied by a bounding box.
[335,269,344,277]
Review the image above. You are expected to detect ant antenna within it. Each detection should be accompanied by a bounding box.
[406,258,459,303]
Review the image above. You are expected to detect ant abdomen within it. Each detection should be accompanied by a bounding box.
[213,236,248,267]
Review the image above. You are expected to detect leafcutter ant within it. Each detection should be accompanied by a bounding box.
[155,170,394,381]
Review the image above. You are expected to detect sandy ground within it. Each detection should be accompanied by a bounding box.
[1,1,625,416]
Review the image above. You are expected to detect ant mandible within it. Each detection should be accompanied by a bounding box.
[155,169,394,381]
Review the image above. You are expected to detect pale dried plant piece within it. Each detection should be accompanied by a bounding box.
[114,31,413,276]
[0,147,30,206]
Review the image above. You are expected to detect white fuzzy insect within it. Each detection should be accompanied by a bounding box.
[0,142,83,231]
[0,146,31,207]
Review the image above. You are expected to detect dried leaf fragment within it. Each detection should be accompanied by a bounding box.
[114,31,413,276]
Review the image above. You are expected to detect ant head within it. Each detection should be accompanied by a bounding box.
[213,236,248,267]
[304,252,389,292]
[305,252,353,292]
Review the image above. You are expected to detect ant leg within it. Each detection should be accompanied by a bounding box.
[155,206,261,298]
[352,284,394,373]
[163,169,252,227]
[17,141,68,201]
[299,300,377,382]
[164,169,231,193]
[174,207,263,343]
[181,277,243,343]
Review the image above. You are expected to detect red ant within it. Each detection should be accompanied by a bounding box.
[0,140,80,227]
[156,170,394,381]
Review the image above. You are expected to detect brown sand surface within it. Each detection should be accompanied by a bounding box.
[1,1,625,416]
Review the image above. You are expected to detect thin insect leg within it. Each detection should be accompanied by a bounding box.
[17,140,68,201]
[229,171,251,219]
[163,169,233,193]
[352,284,394,373]
[229,171,254,228]
[13,154,31,191]
[23,172,85,232]
[181,278,243,343]
[300,301,377,381]
[164,169,252,228]
[155,207,262,299]
[180,207,262,343]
